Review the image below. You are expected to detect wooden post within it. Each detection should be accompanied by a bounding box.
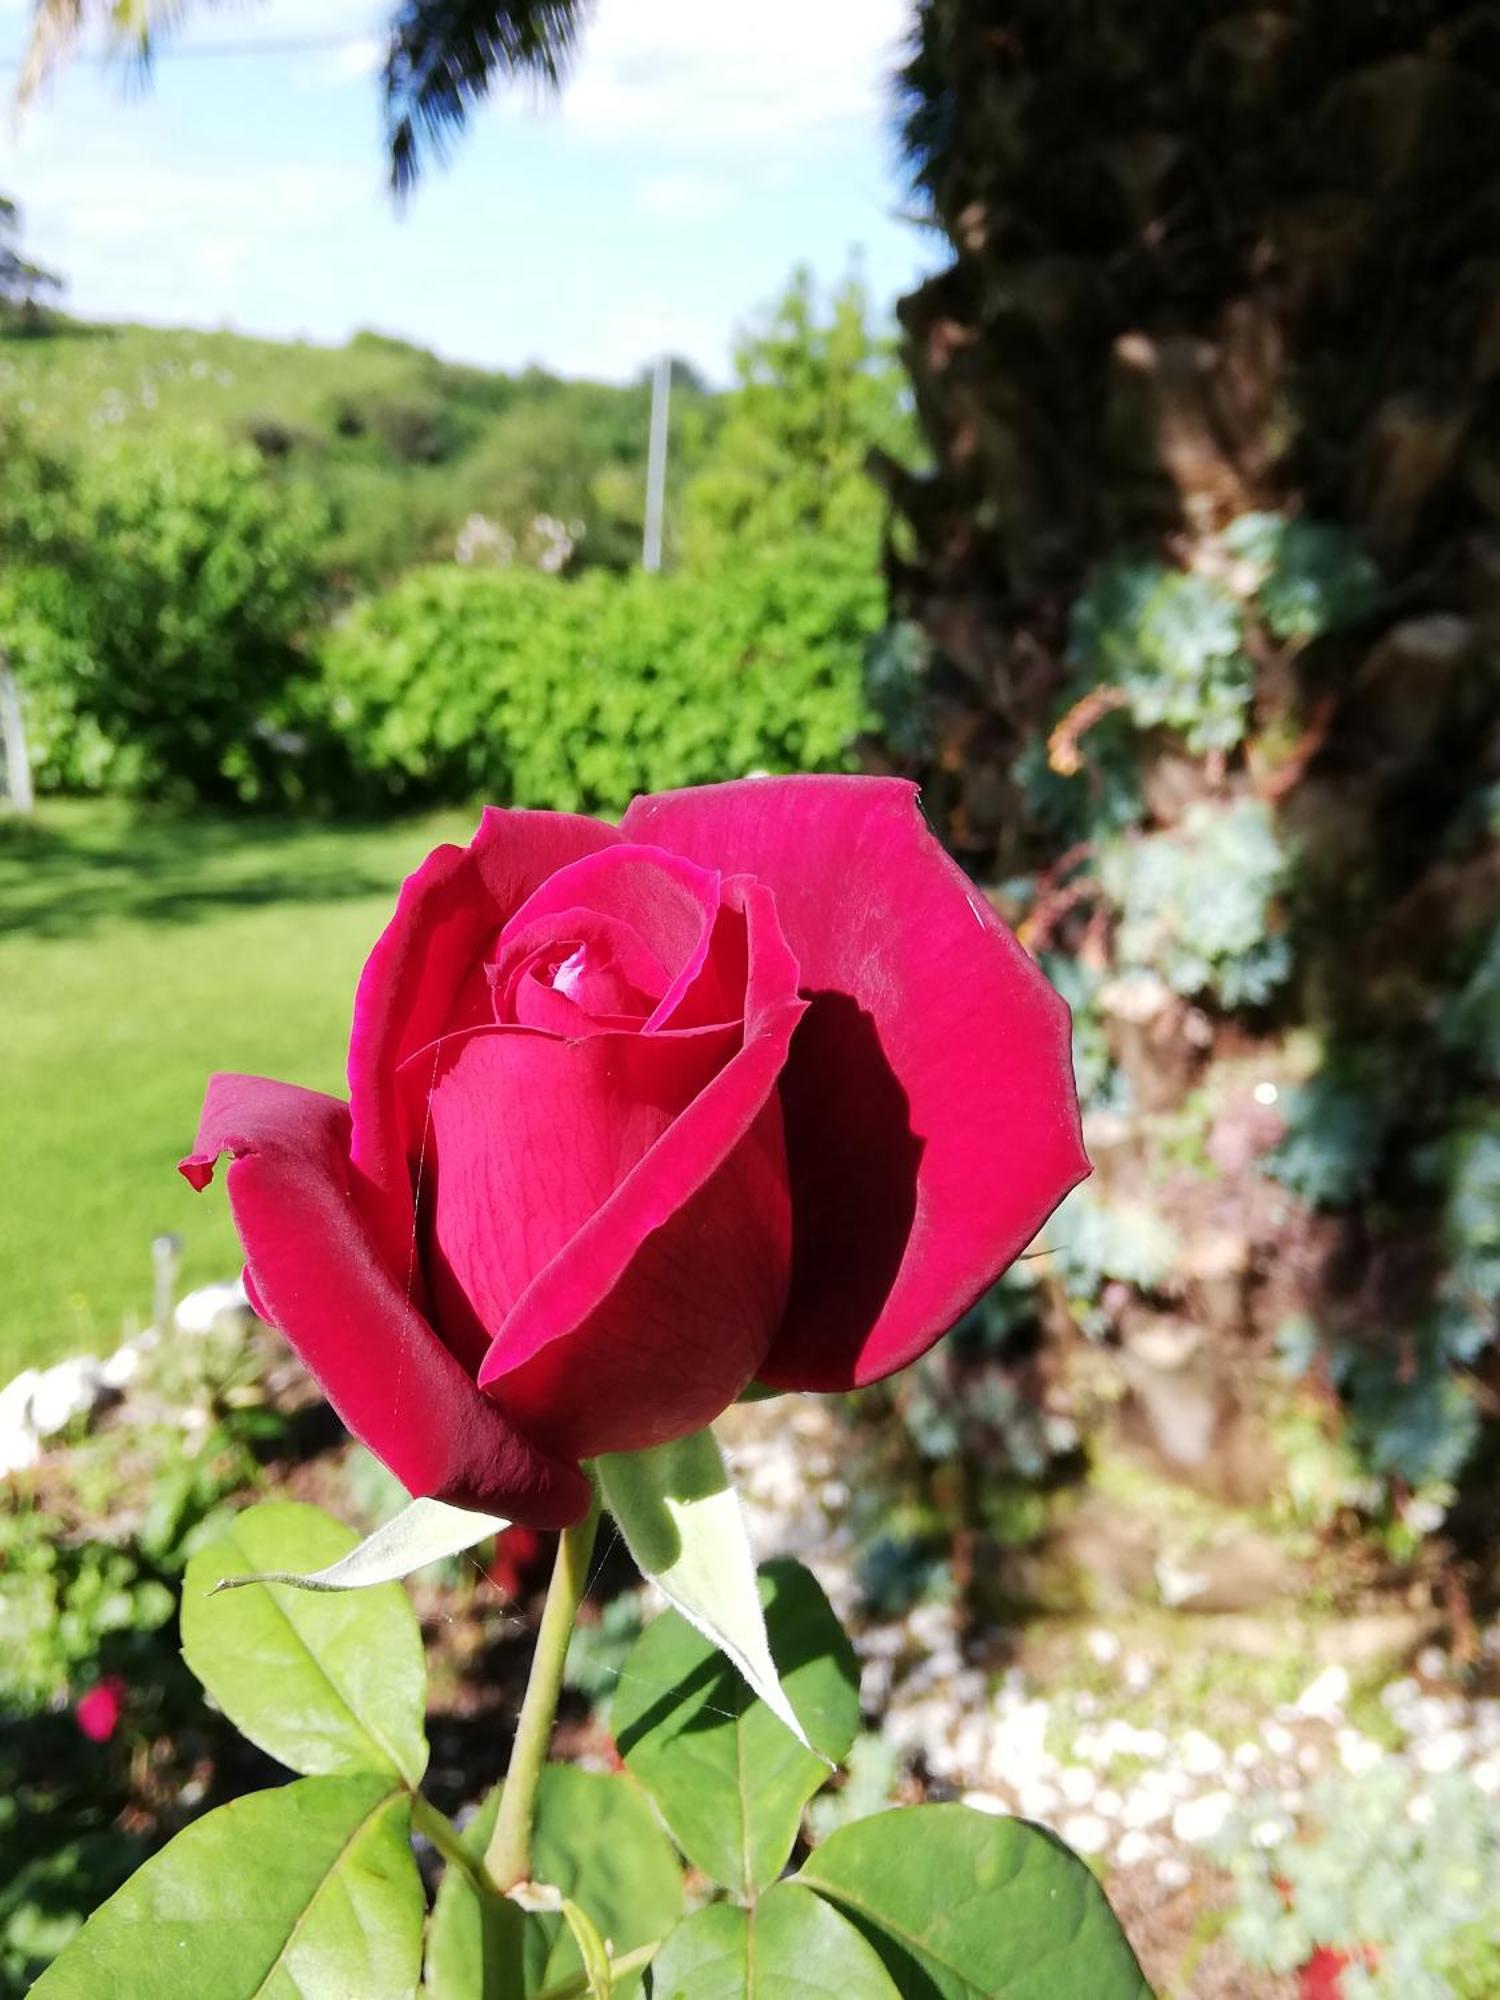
[0,648,34,815]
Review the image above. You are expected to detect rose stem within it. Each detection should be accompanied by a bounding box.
[484,1489,603,1892]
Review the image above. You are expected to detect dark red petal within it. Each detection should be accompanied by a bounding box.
[490,1090,791,1459]
[623,777,1089,1390]
[346,808,620,1277]
[491,909,668,1033]
[444,879,803,1457]
[497,844,720,992]
[404,1019,740,1344]
[648,888,753,1032]
[179,1073,592,1525]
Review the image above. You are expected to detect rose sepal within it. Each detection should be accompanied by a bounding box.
[593,1424,821,1758]
[207,1496,510,1595]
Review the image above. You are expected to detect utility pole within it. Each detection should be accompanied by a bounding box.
[0,648,33,815]
[642,353,672,573]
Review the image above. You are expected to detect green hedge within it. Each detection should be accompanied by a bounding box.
[317,544,882,814]
[5,438,326,803]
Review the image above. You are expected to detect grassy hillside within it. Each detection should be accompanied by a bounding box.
[0,322,715,580]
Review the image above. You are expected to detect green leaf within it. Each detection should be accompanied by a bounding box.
[207,1496,509,1591]
[596,1427,809,1746]
[611,1559,858,1898]
[648,1883,900,1999]
[422,1853,526,2000]
[181,1500,428,1786]
[425,1764,683,1998]
[797,1805,1155,1999]
[32,1775,424,1999]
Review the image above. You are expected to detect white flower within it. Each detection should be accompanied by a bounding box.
[1060,1811,1110,1856]
[1181,1730,1226,1776]
[1293,1664,1349,1722]
[1172,1791,1234,1844]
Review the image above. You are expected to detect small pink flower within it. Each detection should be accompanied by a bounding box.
[1300,1945,1380,2000]
[75,1675,127,1743]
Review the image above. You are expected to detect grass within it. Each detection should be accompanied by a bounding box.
[0,797,479,1373]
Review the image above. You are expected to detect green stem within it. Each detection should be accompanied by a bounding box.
[484,1493,602,1892]
[410,1792,499,1899]
[531,1940,662,2000]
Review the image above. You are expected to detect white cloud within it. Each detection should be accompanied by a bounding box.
[543,298,733,382]
[634,170,737,222]
[563,0,909,152]
[299,34,385,90]
[12,150,372,331]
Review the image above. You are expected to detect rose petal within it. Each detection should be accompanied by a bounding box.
[497,844,721,994]
[404,1019,741,1349]
[491,908,668,1033]
[624,776,1089,1389]
[492,1090,790,1458]
[647,890,752,1032]
[347,807,620,1275]
[450,879,804,1458]
[179,1073,592,1524]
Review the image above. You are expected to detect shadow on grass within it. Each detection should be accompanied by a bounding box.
[0,805,407,942]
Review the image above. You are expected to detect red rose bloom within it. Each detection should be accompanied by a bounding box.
[182,777,1086,1524]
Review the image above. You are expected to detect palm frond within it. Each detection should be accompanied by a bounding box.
[16,0,220,105]
[383,0,593,194]
[17,0,85,102]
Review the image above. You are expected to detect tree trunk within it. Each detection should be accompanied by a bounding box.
[886,0,1500,1525]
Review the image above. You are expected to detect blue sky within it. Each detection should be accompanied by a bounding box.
[0,0,939,382]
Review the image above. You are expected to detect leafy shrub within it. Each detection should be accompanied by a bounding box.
[1068,559,1253,753]
[1045,1186,1180,1336]
[1215,1763,1500,1998]
[1267,1066,1386,1209]
[1437,1117,1500,1310]
[317,544,881,813]
[6,438,326,802]
[1016,712,1144,841]
[1101,797,1292,1006]
[1223,512,1381,642]
[1335,1330,1481,1493]
[0,1505,176,1713]
[679,266,913,571]
[326,386,466,465]
[1442,923,1500,1078]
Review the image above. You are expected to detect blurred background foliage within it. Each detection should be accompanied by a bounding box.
[0,260,896,813]
[2,0,1498,1672]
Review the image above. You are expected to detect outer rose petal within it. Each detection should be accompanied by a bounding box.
[179,1073,592,1525]
[347,807,620,1275]
[624,776,1090,1390]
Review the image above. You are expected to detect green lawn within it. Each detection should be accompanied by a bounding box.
[0,798,479,1373]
